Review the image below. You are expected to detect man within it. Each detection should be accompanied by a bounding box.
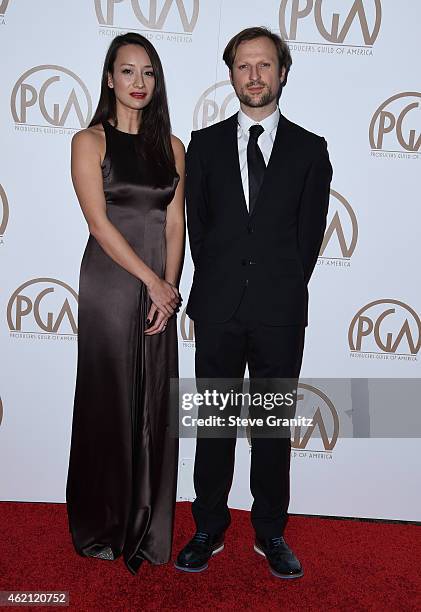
[175,27,332,579]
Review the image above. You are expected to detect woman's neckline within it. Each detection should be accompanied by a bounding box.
[106,120,138,136]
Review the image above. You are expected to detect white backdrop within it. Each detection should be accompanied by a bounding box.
[1,0,420,521]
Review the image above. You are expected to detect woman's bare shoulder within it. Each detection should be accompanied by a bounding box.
[71,124,105,158]
[171,134,185,158]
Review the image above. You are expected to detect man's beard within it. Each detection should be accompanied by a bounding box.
[236,82,277,108]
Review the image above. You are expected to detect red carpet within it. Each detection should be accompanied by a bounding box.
[0,501,419,611]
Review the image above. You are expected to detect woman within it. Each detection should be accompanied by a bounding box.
[66,32,185,575]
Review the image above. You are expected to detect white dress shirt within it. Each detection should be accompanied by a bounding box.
[237,107,280,210]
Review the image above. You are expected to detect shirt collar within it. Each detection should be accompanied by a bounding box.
[238,106,280,136]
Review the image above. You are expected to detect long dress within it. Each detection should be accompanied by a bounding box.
[66,120,179,575]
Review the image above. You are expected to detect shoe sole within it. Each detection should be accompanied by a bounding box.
[254,544,304,579]
[174,543,225,573]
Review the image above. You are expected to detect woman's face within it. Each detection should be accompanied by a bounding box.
[108,44,155,111]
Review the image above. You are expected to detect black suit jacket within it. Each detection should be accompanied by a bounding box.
[185,112,333,325]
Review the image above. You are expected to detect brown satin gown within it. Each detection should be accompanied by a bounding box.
[66,120,179,574]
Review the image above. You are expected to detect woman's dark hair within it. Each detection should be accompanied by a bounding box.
[223,27,292,87]
[89,32,176,179]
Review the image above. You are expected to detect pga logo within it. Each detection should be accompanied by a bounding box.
[279,0,382,46]
[193,81,238,130]
[11,65,92,128]
[369,92,421,153]
[7,278,78,335]
[94,0,200,32]
[349,300,421,355]
[320,190,358,260]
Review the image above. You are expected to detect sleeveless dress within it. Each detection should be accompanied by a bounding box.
[66,120,179,574]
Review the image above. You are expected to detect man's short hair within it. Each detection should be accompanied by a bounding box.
[223,26,292,85]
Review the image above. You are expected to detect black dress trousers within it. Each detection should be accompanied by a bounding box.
[192,286,305,539]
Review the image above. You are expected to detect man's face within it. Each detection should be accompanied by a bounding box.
[230,37,286,109]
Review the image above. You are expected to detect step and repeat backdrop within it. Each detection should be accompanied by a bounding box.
[1,1,420,520]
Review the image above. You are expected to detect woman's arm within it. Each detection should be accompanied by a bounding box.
[71,128,179,318]
[165,136,185,286]
[145,135,185,335]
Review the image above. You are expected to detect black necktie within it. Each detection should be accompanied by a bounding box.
[247,124,266,214]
